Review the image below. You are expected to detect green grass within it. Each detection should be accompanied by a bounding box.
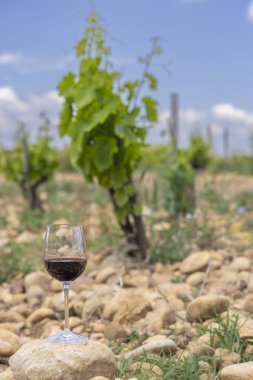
[150,212,220,263]
[111,329,149,356]
[0,240,42,283]
[233,191,253,212]
[197,313,248,362]
[116,313,252,379]
[209,155,253,175]
[199,183,229,214]
[117,352,212,380]
[139,145,171,173]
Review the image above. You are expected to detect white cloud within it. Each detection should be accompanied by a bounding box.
[149,107,206,146]
[14,54,76,75]
[0,53,22,65]
[0,86,62,146]
[180,108,206,124]
[212,103,253,126]
[157,108,205,129]
[154,103,253,154]
[0,87,27,111]
[0,52,75,74]
[247,1,253,21]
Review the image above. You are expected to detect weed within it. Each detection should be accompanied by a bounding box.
[111,329,148,356]
[197,313,248,361]
[116,352,212,380]
[234,191,253,212]
[0,241,42,283]
[199,183,229,214]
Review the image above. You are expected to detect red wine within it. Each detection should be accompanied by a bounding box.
[44,258,87,282]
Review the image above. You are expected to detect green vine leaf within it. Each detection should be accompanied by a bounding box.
[93,137,118,172]
[59,101,73,137]
[58,73,76,99]
[115,189,129,207]
[75,85,96,110]
[110,167,127,188]
[133,203,142,216]
[144,73,157,90]
[141,97,158,122]
[57,11,161,230]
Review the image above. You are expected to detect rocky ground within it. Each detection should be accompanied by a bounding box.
[1,173,253,379]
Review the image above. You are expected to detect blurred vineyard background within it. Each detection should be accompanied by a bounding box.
[0,10,253,282]
[2,120,253,282]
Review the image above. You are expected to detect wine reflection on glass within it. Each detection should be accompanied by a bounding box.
[44,224,87,344]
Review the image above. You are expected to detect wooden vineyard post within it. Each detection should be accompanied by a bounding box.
[169,93,179,154]
[207,124,213,153]
[223,126,230,157]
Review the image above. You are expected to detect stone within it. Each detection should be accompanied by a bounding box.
[93,246,114,264]
[247,277,253,292]
[129,362,163,376]
[10,339,117,380]
[0,341,13,357]
[40,325,62,340]
[0,368,15,380]
[239,318,253,339]
[96,267,117,284]
[90,378,111,380]
[243,294,253,313]
[50,280,62,292]
[24,272,51,292]
[0,328,21,357]
[26,285,45,308]
[180,251,211,275]
[122,338,177,359]
[10,304,32,318]
[82,297,104,320]
[1,292,26,307]
[218,362,253,379]
[103,292,152,323]
[170,321,192,336]
[0,311,24,324]
[15,231,37,244]
[195,332,220,349]
[0,323,23,335]
[10,278,25,294]
[186,295,230,322]
[123,274,149,288]
[186,340,214,358]
[215,348,240,369]
[186,272,205,287]
[62,317,83,330]
[158,283,198,303]
[150,273,172,286]
[143,335,168,344]
[146,306,176,334]
[26,308,57,325]
[230,257,251,272]
[245,345,253,354]
[104,322,127,340]
[43,289,76,313]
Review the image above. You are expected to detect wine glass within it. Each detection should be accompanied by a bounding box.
[44,224,88,344]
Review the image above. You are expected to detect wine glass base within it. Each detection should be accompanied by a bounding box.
[46,331,88,345]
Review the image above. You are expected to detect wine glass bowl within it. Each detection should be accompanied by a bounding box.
[44,224,87,344]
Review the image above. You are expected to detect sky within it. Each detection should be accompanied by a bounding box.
[0,0,253,154]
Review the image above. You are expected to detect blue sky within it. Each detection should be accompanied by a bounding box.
[0,0,253,153]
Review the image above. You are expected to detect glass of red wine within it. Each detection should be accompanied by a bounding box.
[44,224,87,344]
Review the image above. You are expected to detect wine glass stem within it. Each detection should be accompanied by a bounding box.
[63,283,70,333]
